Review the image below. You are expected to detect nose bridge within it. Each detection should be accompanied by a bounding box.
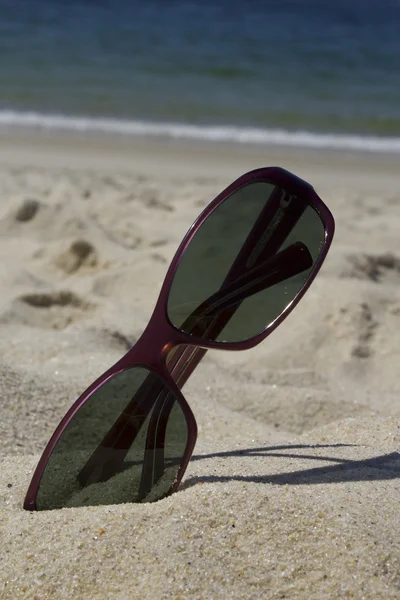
[121,311,186,372]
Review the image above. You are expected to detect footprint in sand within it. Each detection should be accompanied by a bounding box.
[0,197,89,240]
[350,302,378,359]
[342,252,400,283]
[328,301,378,360]
[15,198,41,222]
[53,239,99,274]
[144,195,174,213]
[96,328,136,351]
[0,290,93,330]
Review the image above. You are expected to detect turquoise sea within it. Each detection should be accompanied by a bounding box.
[1,0,400,152]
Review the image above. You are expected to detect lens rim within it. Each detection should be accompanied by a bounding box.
[163,166,334,349]
[24,364,197,510]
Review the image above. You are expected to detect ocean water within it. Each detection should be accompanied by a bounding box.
[1,0,400,152]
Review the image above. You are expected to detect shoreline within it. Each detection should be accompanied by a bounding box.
[0,125,399,189]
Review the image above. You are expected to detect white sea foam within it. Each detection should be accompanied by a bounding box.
[1,110,400,154]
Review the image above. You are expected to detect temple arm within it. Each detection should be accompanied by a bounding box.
[182,241,311,334]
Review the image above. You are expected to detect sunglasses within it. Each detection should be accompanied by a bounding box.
[24,167,334,511]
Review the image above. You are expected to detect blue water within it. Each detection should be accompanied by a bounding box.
[1,0,400,151]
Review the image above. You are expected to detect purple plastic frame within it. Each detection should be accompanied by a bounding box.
[24,166,335,510]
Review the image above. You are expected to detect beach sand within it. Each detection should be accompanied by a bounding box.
[1,130,400,599]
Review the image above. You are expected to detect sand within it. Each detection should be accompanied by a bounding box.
[1,130,400,599]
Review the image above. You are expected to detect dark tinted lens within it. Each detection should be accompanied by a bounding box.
[36,367,189,510]
[167,181,325,343]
